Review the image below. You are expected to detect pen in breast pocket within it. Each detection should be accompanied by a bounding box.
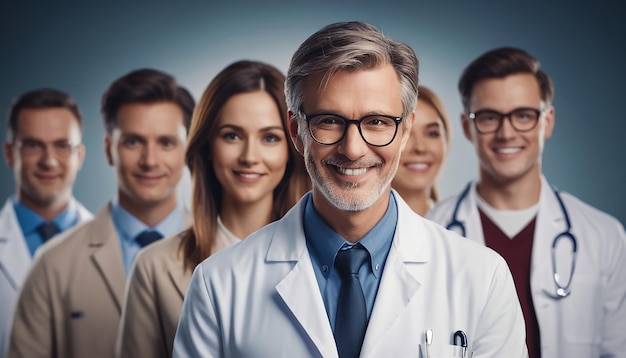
[453,330,467,358]
[424,328,433,358]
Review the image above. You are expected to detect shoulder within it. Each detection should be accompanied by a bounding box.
[425,192,463,223]
[559,191,625,234]
[32,206,111,266]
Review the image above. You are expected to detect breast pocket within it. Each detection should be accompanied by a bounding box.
[419,344,467,357]
[561,276,602,344]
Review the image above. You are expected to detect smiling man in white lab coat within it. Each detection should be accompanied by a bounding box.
[426,47,626,357]
[173,21,527,358]
[0,88,92,351]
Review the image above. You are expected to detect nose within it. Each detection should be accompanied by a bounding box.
[38,144,59,168]
[408,131,425,153]
[495,115,517,139]
[337,123,368,160]
[239,139,259,165]
[140,142,158,168]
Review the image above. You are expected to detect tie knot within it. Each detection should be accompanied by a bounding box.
[136,230,163,248]
[37,222,60,241]
[334,245,369,277]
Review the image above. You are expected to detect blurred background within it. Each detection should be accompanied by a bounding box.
[1,0,624,224]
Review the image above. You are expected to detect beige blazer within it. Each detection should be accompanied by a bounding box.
[7,203,191,358]
[117,219,240,358]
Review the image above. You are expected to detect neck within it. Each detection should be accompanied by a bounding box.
[394,187,431,216]
[477,170,542,210]
[220,196,274,239]
[312,189,390,243]
[18,190,71,222]
[118,193,178,227]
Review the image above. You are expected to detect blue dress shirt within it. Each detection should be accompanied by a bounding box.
[303,192,398,330]
[110,197,185,274]
[13,196,80,256]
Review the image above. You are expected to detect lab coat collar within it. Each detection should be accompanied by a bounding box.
[0,198,31,290]
[270,191,425,357]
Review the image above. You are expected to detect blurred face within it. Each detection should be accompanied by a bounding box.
[392,100,448,194]
[211,91,288,207]
[105,102,187,210]
[4,108,85,208]
[462,73,554,185]
[291,65,412,212]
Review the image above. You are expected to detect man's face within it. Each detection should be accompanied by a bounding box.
[4,108,85,208]
[462,73,554,185]
[291,64,412,213]
[105,102,187,211]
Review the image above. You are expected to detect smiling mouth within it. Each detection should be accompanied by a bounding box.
[494,147,522,154]
[235,172,263,179]
[335,166,368,176]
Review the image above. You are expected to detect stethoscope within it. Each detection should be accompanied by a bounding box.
[446,183,578,299]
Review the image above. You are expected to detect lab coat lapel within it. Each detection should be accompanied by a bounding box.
[89,206,126,312]
[0,199,31,290]
[532,177,567,296]
[360,194,424,356]
[271,200,338,358]
[465,183,486,244]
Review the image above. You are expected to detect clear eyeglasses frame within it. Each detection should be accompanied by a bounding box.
[303,112,404,147]
[15,139,81,159]
[468,107,544,134]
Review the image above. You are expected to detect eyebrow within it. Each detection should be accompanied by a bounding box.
[218,124,284,132]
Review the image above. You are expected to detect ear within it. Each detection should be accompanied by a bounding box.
[399,110,415,152]
[288,111,304,156]
[4,142,15,168]
[76,144,86,170]
[461,113,473,142]
[104,134,114,166]
[543,106,555,140]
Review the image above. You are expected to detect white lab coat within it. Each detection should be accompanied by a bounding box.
[426,176,626,357]
[173,191,528,357]
[0,197,93,352]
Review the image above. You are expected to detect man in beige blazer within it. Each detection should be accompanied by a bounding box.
[6,68,195,358]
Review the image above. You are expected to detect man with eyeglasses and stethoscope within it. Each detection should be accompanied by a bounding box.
[427,47,626,358]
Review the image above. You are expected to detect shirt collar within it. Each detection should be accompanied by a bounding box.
[304,192,398,278]
[13,196,80,235]
[110,195,185,243]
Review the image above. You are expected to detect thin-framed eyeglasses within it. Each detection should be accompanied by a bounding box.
[303,112,404,147]
[468,107,544,134]
[14,139,81,159]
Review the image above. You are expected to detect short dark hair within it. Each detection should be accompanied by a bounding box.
[6,88,82,142]
[100,68,195,134]
[458,47,554,112]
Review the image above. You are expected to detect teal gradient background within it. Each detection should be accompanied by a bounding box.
[1,1,624,224]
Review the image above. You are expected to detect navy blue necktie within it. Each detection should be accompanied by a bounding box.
[334,244,370,358]
[135,230,163,247]
[37,222,60,241]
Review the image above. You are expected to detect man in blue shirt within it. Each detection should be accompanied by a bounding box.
[174,21,527,357]
[0,88,93,351]
[7,69,195,358]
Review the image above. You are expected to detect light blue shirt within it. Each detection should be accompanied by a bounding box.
[303,192,397,330]
[110,197,185,274]
[13,196,80,256]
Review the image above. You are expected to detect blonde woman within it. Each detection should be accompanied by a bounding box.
[116,60,310,358]
[392,85,451,215]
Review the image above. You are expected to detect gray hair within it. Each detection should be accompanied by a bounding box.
[285,21,419,123]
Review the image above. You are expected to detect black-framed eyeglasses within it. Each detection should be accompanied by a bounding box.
[469,107,543,134]
[303,113,404,147]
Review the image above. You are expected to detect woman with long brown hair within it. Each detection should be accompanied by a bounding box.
[116,60,310,358]
[392,85,451,215]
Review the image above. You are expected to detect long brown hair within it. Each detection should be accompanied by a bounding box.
[181,60,310,270]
